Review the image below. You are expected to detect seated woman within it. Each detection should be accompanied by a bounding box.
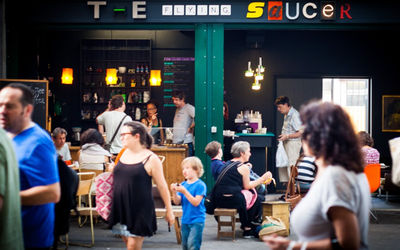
[213,141,273,238]
[295,154,318,191]
[358,131,380,165]
[141,101,165,144]
[79,128,112,173]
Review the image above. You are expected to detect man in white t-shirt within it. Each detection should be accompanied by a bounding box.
[52,127,71,161]
[97,95,132,155]
[172,91,195,156]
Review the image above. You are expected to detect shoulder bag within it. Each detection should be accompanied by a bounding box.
[104,114,128,152]
[205,161,240,215]
[284,164,302,211]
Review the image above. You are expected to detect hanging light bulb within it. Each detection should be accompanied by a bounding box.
[61,68,73,84]
[105,68,118,85]
[255,64,264,81]
[258,57,265,73]
[245,61,254,77]
[252,79,261,91]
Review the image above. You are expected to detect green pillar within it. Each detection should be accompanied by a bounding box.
[195,24,224,191]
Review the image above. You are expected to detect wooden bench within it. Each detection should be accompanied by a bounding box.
[214,208,239,240]
[155,207,183,244]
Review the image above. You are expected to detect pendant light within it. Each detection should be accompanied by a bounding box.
[105,68,118,85]
[150,70,162,86]
[245,57,265,91]
[61,68,73,84]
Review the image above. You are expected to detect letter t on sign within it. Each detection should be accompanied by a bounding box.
[88,1,106,19]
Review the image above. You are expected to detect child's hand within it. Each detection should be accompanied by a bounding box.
[174,184,186,193]
[170,183,178,192]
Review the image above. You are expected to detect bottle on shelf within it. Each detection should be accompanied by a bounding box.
[145,64,149,74]
[135,107,141,120]
[140,65,144,73]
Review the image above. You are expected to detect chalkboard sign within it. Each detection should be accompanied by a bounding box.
[0,79,49,131]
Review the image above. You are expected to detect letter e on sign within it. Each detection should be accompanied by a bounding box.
[321,2,335,20]
[246,2,265,19]
[268,1,283,20]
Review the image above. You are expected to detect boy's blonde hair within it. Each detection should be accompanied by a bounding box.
[181,156,204,177]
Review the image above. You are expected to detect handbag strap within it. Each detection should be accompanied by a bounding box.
[109,114,128,145]
[213,161,241,190]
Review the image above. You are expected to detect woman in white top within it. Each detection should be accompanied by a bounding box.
[79,128,111,171]
[264,101,371,250]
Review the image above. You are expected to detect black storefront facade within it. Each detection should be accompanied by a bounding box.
[1,0,400,189]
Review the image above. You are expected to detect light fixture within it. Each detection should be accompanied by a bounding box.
[61,68,73,84]
[245,61,254,77]
[245,57,265,90]
[252,80,261,91]
[105,68,118,85]
[150,70,162,86]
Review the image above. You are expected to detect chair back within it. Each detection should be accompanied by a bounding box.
[364,163,381,193]
[80,168,104,177]
[77,172,96,196]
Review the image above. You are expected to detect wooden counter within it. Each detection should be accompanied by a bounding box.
[151,145,187,187]
[69,145,187,187]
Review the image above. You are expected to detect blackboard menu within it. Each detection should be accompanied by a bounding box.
[163,57,195,108]
[0,79,48,130]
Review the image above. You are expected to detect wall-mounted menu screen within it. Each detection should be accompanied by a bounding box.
[163,57,195,108]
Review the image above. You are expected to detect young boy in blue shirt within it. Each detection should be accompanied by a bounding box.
[171,157,207,250]
[205,141,225,181]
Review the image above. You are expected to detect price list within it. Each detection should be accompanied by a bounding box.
[163,57,195,107]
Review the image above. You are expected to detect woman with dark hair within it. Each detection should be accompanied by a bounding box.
[358,131,380,165]
[140,101,165,144]
[79,128,111,171]
[264,101,371,250]
[109,121,174,250]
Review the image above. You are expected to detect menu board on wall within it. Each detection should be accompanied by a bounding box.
[162,57,195,108]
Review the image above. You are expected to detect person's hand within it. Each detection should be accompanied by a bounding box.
[151,113,158,121]
[278,134,289,141]
[261,171,273,184]
[188,127,194,134]
[244,162,253,169]
[263,234,290,250]
[170,183,178,192]
[174,184,186,194]
[165,209,175,225]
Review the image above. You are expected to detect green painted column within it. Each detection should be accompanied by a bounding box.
[194,24,224,191]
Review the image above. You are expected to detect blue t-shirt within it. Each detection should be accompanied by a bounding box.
[211,159,225,181]
[13,124,59,248]
[178,179,207,224]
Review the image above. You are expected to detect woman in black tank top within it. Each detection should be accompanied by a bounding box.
[214,141,273,238]
[108,121,174,250]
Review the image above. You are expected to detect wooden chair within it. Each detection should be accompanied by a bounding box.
[70,172,97,247]
[364,163,381,222]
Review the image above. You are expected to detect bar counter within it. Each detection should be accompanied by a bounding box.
[69,145,187,187]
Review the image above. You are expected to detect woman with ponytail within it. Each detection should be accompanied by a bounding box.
[108,121,174,250]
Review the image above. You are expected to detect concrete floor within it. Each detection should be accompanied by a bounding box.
[64,196,400,250]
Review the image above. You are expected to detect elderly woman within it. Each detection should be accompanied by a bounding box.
[264,101,371,250]
[214,141,272,238]
[358,131,380,165]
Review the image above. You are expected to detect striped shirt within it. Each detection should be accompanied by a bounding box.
[296,156,317,184]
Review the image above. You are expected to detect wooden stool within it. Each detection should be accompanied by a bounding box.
[214,208,238,240]
[155,208,183,244]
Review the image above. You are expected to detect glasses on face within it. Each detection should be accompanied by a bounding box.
[120,132,132,138]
